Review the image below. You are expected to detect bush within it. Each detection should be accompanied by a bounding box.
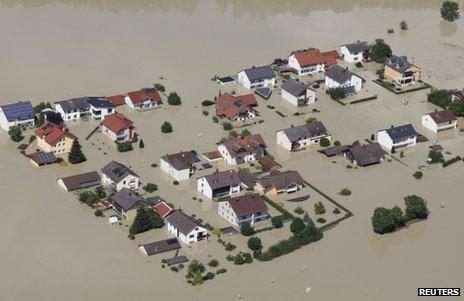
[161,121,173,133]
[333,140,341,146]
[240,222,255,236]
[202,110,209,116]
[441,1,460,21]
[372,206,405,234]
[139,139,145,149]
[202,100,214,106]
[224,242,236,251]
[400,20,408,30]
[247,237,262,251]
[212,116,219,123]
[427,89,451,108]
[94,210,103,217]
[314,201,326,215]
[170,266,179,272]
[154,83,165,92]
[326,87,346,100]
[371,39,392,63]
[271,216,284,228]
[333,207,341,214]
[290,218,305,234]
[404,195,429,221]
[222,122,233,131]
[306,117,318,124]
[413,171,423,180]
[129,208,164,236]
[208,259,219,267]
[316,218,326,223]
[143,183,158,193]
[117,141,133,153]
[233,252,253,265]
[339,188,351,196]
[173,180,179,185]
[167,92,182,105]
[387,29,394,34]
[216,268,227,274]
[355,62,363,68]
[78,191,100,207]
[203,272,215,281]
[449,100,464,117]
[95,186,107,199]
[319,137,331,147]
[428,150,444,164]
[294,207,305,215]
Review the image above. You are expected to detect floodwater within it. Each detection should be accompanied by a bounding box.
[0,1,463,300]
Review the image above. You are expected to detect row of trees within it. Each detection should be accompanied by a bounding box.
[371,195,429,234]
[427,88,464,117]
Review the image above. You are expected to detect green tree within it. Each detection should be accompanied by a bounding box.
[222,122,233,131]
[428,150,444,164]
[306,117,318,124]
[289,218,305,234]
[271,216,283,228]
[333,140,341,146]
[161,121,173,133]
[139,139,145,149]
[68,139,86,164]
[326,87,346,100]
[167,92,182,105]
[154,83,165,92]
[117,141,133,152]
[449,100,464,116]
[404,195,429,221]
[247,237,262,251]
[441,1,460,21]
[36,112,45,127]
[78,190,100,207]
[371,39,392,63]
[8,125,22,142]
[314,201,326,215]
[240,222,255,236]
[129,208,164,236]
[400,20,408,30]
[413,171,423,180]
[371,207,399,234]
[319,137,331,147]
[143,183,158,193]
[95,186,107,199]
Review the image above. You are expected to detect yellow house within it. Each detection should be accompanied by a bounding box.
[384,55,421,85]
[36,122,75,155]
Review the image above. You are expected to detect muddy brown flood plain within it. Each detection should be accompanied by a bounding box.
[0,1,463,300]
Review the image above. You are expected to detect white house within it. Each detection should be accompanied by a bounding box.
[0,101,35,131]
[218,194,269,227]
[340,41,370,62]
[325,65,363,93]
[421,110,457,133]
[197,170,241,199]
[160,150,200,181]
[288,49,339,76]
[54,97,91,121]
[166,210,208,245]
[276,121,331,151]
[237,65,276,89]
[281,79,316,106]
[125,88,162,110]
[87,97,115,120]
[218,134,267,165]
[100,113,135,142]
[101,161,140,192]
[377,124,418,152]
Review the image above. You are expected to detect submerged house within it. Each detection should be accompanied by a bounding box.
[340,41,370,62]
[377,124,418,152]
[218,134,267,165]
[54,97,91,121]
[87,97,115,120]
[384,55,421,86]
[166,210,208,245]
[320,141,385,167]
[101,113,135,142]
[197,169,241,199]
[276,121,331,151]
[110,188,154,222]
[421,110,457,133]
[281,79,316,106]
[125,88,162,109]
[218,193,269,227]
[254,170,304,196]
[160,150,200,181]
[57,171,101,192]
[237,65,276,89]
[101,161,140,191]
[288,48,338,76]
[325,65,363,93]
[35,122,75,155]
[0,101,35,131]
[215,93,258,122]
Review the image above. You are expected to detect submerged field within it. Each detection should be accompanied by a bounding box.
[0,1,463,300]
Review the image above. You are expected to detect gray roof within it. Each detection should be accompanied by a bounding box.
[282,122,329,142]
[237,168,256,188]
[347,143,385,167]
[243,65,275,82]
[385,55,412,73]
[0,101,35,122]
[55,97,90,112]
[161,150,200,171]
[87,97,114,108]
[58,171,101,191]
[343,41,370,54]
[325,65,358,84]
[202,170,241,190]
[281,79,312,97]
[384,124,417,142]
[101,161,139,184]
[29,151,56,165]
[140,238,181,256]
[166,210,204,235]
[111,188,152,211]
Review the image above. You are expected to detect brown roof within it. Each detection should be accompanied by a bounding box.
[258,155,281,171]
[216,93,249,119]
[161,150,199,171]
[127,88,161,104]
[140,238,181,256]
[237,168,256,188]
[227,194,268,218]
[203,150,222,160]
[237,94,258,107]
[222,134,266,156]
[293,49,339,67]
[35,122,75,145]
[100,113,134,133]
[106,95,125,106]
[58,171,101,191]
[258,170,304,191]
[427,110,457,124]
[166,210,204,235]
[203,170,241,190]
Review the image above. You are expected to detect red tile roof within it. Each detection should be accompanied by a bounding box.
[106,95,125,106]
[35,122,75,145]
[322,50,339,66]
[154,202,175,218]
[237,94,258,107]
[101,113,134,133]
[216,93,258,119]
[127,88,161,104]
[223,134,266,155]
[293,49,339,67]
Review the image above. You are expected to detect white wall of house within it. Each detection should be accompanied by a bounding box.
[102,125,133,142]
[167,222,207,245]
[0,110,35,131]
[218,144,259,165]
[102,173,140,192]
[325,74,363,92]
[237,71,275,90]
[340,46,363,63]
[229,107,257,122]
[281,88,316,107]
[377,130,417,152]
[124,96,154,110]
[160,158,190,181]
[421,115,457,133]
[288,54,324,76]
[276,130,331,151]
[197,177,241,199]
[218,201,269,227]
[90,105,114,120]
[55,103,89,122]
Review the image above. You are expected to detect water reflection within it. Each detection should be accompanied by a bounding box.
[440,20,458,37]
[370,221,425,257]
[1,0,442,16]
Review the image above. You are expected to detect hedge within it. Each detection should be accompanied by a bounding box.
[442,156,462,167]
[350,95,378,104]
[261,196,295,220]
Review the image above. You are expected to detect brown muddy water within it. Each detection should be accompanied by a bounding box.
[1,1,463,300]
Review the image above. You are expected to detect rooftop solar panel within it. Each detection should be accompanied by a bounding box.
[0,101,35,122]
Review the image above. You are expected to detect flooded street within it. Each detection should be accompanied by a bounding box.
[0,1,463,300]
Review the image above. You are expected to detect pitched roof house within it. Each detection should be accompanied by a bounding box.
[344,143,385,167]
[110,188,154,221]
[281,79,316,106]
[125,88,162,109]
[384,55,421,85]
[28,151,57,167]
[101,161,140,191]
[255,170,304,195]
[377,124,418,152]
[101,113,135,141]
[87,97,115,120]
[106,95,126,106]
[218,134,267,165]
[35,122,75,155]
[57,171,101,191]
[0,101,35,131]
[215,93,258,122]
[237,65,276,89]
[325,65,363,93]
[288,48,339,76]
[340,41,370,62]
[154,201,175,219]
[166,210,208,245]
[218,193,269,227]
[422,110,457,133]
[54,97,107,121]
[277,121,331,151]
[138,238,181,256]
[197,169,242,199]
[160,150,200,181]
